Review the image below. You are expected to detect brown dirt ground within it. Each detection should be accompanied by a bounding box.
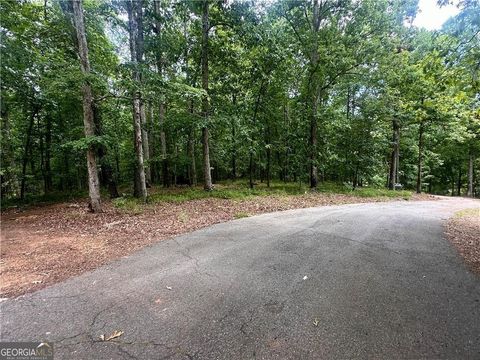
[445,208,480,274]
[1,191,434,298]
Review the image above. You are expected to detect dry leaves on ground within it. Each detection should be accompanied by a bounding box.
[445,208,480,274]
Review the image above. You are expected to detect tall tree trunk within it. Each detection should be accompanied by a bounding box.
[451,175,455,196]
[159,102,169,187]
[388,119,400,190]
[39,116,45,193]
[416,120,424,194]
[265,124,271,188]
[173,143,178,186]
[249,153,254,189]
[154,0,169,188]
[309,0,321,189]
[140,101,151,186]
[44,115,52,193]
[249,79,267,189]
[468,150,474,197]
[231,120,237,180]
[201,0,213,191]
[457,167,462,196]
[20,105,37,200]
[188,127,197,187]
[62,0,102,211]
[283,101,289,182]
[1,102,17,198]
[266,145,271,188]
[231,94,237,180]
[127,0,147,202]
[93,104,119,198]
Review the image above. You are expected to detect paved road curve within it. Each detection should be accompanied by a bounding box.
[2,198,480,359]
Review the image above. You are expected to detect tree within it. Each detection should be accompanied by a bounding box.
[201,0,213,191]
[126,0,147,201]
[61,0,101,212]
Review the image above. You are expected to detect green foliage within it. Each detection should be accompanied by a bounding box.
[1,0,479,204]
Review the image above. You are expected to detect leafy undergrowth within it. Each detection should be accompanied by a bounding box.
[112,181,413,212]
[1,182,433,298]
[445,208,480,274]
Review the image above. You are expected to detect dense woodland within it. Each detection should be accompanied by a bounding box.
[1,0,479,212]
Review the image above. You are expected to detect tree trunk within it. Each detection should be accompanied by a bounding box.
[159,101,169,187]
[388,119,400,190]
[265,124,271,188]
[127,0,147,202]
[44,115,52,193]
[231,119,237,180]
[140,101,151,186]
[266,145,271,188]
[249,152,254,189]
[201,0,213,191]
[309,0,321,189]
[188,128,197,187]
[20,105,37,200]
[63,0,102,211]
[1,102,17,198]
[457,167,462,196]
[231,94,237,180]
[416,120,424,194]
[468,150,474,197]
[249,79,267,189]
[451,173,455,196]
[283,101,289,182]
[154,0,169,188]
[93,104,119,198]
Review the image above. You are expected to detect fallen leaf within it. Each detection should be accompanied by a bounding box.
[100,330,124,341]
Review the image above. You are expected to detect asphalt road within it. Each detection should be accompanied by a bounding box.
[1,198,480,359]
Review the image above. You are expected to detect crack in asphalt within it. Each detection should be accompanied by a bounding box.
[173,238,220,279]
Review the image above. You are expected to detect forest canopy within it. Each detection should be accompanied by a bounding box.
[1,0,479,211]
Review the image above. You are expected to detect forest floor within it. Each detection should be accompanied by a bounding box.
[1,182,435,298]
[445,208,480,274]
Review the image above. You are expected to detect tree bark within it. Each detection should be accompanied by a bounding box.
[388,119,400,190]
[416,120,424,194]
[468,150,474,197]
[159,101,169,187]
[309,0,321,189]
[188,127,197,187]
[231,94,237,180]
[457,167,462,196]
[1,102,17,198]
[140,101,151,186]
[44,114,52,193]
[154,0,169,188]
[20,105,37,200]
[64,0,101,211]
[249,79,267,189]
[127,0,147,202]
[201,0,213,191]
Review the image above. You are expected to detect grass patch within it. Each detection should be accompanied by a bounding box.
[234,211,250,219]
[112,196,144,215]
[110,180,414,213]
